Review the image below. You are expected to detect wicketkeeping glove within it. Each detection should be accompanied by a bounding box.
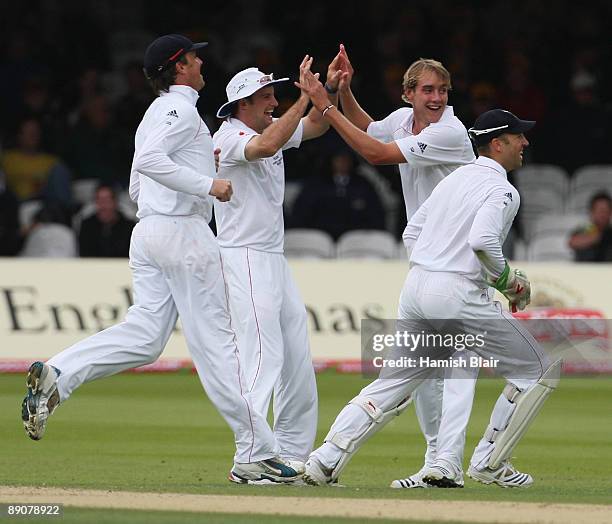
[492,263,531,313]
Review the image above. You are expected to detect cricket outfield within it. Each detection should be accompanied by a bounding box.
[1,372,611,523]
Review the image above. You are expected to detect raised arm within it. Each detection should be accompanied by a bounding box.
[332,44,373,131]
[301,57,341,141]
[245,55,315,160]
[298,68,405,165]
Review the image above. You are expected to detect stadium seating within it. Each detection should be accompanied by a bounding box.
[530,213,587,240]
[336,230,397,259]
[117,190,138,221]
[20,224,78,258]
[284,229,335,258]
[566,165,612,213]
[18,200,44,229]
[72,202,97,234]
[514,164,570,240]
[513,164,570,199]
[71,179,99,206]
[528,231,574,261]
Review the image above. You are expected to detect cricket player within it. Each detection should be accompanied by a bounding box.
[213,57,338,483]
[21,34,304,485]
[308,46,479,487]
[299,104,558,488]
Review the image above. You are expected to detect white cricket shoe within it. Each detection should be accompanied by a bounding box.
[467,461,533,488]
[303,456,334,486]
[229,457,304,485]
[21,361,61,441]
[390,466,429,488]
[421,462,464,488]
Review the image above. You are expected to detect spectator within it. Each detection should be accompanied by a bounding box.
[0,118,72,206]
[291,149,385,240]
[78,184,135,258]
[568,191,612,262]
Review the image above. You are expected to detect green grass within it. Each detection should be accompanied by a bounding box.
[1,371,611,505]
[5,507,460,524]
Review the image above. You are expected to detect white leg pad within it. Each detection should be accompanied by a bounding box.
[487,360,562,469]
[327,395,411,481]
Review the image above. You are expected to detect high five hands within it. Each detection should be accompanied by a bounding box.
[296,44,352,111]
[295,55,319,101]
[327,44,353,92]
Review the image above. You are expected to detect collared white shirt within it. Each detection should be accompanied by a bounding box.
[129,85,215,220]
[403,156,520,285]
[213,117,303,253]
[367,106,475,222]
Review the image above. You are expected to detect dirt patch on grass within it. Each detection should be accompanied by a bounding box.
[1,486,611,523]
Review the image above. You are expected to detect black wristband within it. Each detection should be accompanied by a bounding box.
[324,83,338,94]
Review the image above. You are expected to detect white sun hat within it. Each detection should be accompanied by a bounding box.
[216,67,289,118]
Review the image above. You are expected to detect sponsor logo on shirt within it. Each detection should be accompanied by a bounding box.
[504,192,513,201]
[167,109,179,118]
[417,142,428,153]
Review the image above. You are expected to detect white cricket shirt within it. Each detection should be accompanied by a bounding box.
[403,156,520,285]
[367,106,475,221]
[129,85,215,220]
[213,117,303,253]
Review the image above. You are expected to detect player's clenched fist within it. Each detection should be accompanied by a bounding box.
[210,179,233,202]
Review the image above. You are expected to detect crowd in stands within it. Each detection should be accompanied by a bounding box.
[569,192,612,262]
[0,0,610,259]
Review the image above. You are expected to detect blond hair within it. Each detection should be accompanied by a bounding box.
[401,58,451,103]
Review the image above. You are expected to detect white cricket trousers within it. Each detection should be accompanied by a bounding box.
[409,357,478,471]
[219,247,318,462]
[314,267,548,472]
[48,215,278,463]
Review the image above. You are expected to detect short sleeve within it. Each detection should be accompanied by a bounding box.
[282,119,303,151]
[395,123,468,167]
[216,127,257,166]
[366,109,407,143]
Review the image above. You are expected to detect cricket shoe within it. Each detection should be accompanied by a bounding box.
[21,361,61,441]
[467,461,533,488]
[390,466,429,489]
[421,462,464,488]
[302,456,335,486]
[229,458,304,485]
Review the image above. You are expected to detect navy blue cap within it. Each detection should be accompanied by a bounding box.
[468,109,535,146]
[143,34,208,80]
